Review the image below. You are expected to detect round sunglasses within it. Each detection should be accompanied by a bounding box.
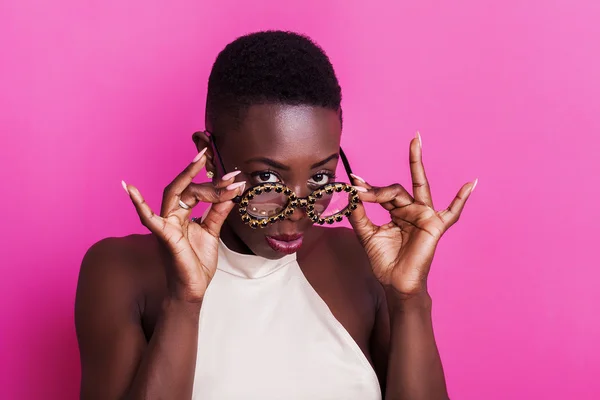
[235,181,360,228]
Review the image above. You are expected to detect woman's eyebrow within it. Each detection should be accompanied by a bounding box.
[245,153,339,171]
[310,153,338,169]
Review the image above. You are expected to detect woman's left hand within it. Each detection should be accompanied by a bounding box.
[348,133,477,300]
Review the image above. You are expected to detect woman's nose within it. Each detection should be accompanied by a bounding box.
[286,204,306,222]
[286,185,310,222]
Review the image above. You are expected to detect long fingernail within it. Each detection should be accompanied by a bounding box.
[350,173,365,183]
[226,181,246,191]
[121,180,129,194]
[193,147,208,163]
[416,131,422,149]
[353,186,368,193]
[222,170,242,181]
[471,178,478,193]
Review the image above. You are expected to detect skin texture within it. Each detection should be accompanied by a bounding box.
[76,104,474,399]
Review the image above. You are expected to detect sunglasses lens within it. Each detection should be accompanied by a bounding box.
[313,185,352,218]
[246,190,289,218]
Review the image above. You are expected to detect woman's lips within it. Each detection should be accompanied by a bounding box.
[265,234,304,254]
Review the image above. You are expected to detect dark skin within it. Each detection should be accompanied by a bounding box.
[76,104,474,399]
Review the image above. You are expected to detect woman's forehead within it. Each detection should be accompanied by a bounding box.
[226,104,341,152]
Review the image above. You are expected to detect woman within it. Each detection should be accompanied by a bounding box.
[75,30,476,399]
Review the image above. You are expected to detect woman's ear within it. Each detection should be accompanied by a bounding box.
[192,130,216,180]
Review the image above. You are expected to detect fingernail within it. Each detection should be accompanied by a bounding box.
[471,178,478,193]
[350,173,366,183]
[222,170,242,181]
[226,181,246,192]
[353,186,368,193]
[121,180,129,194]
[416,131,422,149]
[193,147,208,163]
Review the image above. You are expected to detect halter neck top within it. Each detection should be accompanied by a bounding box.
[191,238,382,399]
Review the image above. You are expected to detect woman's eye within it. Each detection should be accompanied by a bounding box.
[308,173,331,186]
[256,172,280,183]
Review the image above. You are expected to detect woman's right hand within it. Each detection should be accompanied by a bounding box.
[122,148,245,303]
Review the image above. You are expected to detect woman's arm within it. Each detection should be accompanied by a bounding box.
[384,290,448,400]
[76,149,242,399]
[127,297,201,399]
[75,239,201,400]
[350,135,474,400]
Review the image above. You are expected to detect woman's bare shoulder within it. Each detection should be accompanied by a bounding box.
[82,233,162,271]
[304,226,380,292]
[78,234,166,302]
[314,226,371,269]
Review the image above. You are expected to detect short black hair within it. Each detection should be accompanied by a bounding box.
[206,30,342,133]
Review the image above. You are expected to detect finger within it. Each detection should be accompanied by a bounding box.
[213,170,243,190]
[350,173,373,189]
[198,201,237,238]
[354,183,414,211]
[164,178,246,232]
[410,132,434,208]
[161,147,209,214]
[170,180,246,219]
[439,179,477,227]
[351,174,414,211]
[167,169,242,215]
[123,181,165,233]
[347,201,378,244]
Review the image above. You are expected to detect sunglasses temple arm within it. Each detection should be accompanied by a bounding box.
[207,131,242,203]
[206,131,229,175]
[339,148,355,182]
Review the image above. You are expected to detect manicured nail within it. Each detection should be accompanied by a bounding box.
[416,131,422,149]
[226,181,246,192]
[350,173,366,183]
[121,180,129,194]
[471,178,478,193]
[222,170,242,181]
[192,147,208,163]
[353,186,368,193]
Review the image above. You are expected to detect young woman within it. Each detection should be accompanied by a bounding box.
[75,30,476,399]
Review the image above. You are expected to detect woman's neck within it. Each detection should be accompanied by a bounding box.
[219,221,255,255]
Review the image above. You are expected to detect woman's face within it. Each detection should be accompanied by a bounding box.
[213,103,342,259]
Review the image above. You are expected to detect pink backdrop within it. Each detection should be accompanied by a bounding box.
[1,0,599,399]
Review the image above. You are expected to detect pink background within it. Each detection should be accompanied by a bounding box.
[1,0,599,399]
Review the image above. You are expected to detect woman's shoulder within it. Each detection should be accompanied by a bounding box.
[312,226,371,270]
[303,226,380,293]
[300,227,383,343]
[75,234,168,354]
[78,234,166,302]
[81,234,162,273]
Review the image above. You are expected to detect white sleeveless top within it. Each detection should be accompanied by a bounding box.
[191,238,382,399]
